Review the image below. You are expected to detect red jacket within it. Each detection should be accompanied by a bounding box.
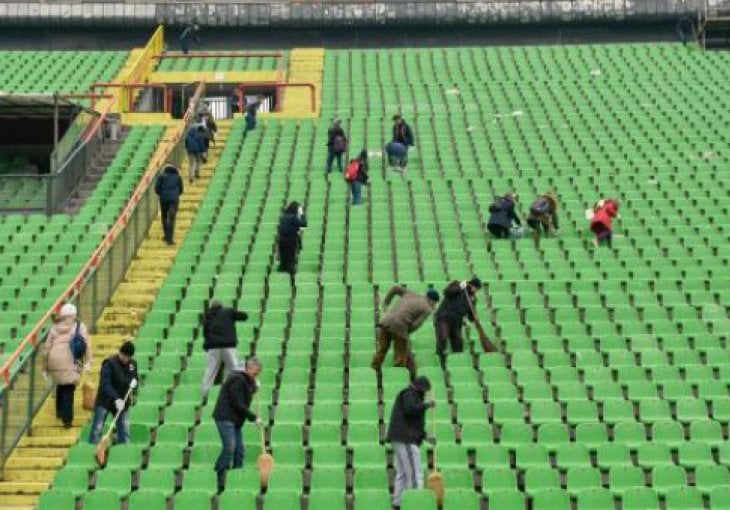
[591,200,619,230]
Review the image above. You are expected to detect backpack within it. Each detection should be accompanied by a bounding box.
[344,161,360,182]
[531,197,551,215]
[70,322,87,361]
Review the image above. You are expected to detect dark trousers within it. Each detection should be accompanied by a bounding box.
[215,420,244,488]
[350,181,363,205]
[371,325,415,375]
[591,223,613,247]
[56,384,75,426]
[488,223,511,239]
[326,151,343,173]
[160,200,178,244]
[435,317,464,357]
[245,114,256,132]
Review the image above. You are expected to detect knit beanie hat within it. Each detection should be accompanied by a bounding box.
[120,341,135,357]
[468,277,483,290]
[426,289,440,303]
[413,376,431,393]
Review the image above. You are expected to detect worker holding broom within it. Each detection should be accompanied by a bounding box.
[88,341,138,445]
[434,277,483,358]
[212,357,263,492]
[386,376,435,509]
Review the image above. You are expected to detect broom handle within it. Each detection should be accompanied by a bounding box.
[100,385,133,444]
[464,289,496,353]
[257,392,266,452]
[431,386,437,468]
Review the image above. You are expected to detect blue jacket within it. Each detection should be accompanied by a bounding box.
[185,127,206,155]
[155,166,184,203]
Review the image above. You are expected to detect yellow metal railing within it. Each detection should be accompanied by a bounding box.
[118,25,165,111]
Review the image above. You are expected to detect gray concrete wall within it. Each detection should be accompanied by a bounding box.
[0,0,721,27]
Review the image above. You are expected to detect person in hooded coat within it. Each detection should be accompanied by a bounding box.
[277,201,307,286]
[526,192,559,241]
[154,164,184,245]
[434,277,482,358]
[487,193,521,238]
[42,303,92,428]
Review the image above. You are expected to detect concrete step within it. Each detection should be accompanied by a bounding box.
[2,470,57,483]
[0,494,40,507]
[18,435,78,448]
[0,482,50,495]
[4,456,63,471]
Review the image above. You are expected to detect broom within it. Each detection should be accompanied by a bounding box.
[425,387,444,505]
[464,289,497,353]
[95,386,133,466]
[256,393,275,488]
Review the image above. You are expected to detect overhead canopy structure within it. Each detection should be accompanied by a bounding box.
[0,93,85,118]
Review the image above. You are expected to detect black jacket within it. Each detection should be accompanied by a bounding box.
[213,370,258,428]
[203,305,248,351]
[95,355,138,413]
[155,166,184,203]
[386,385,429,445]
[277,213,307,244]
[356,159,369,184]
[327,126,347,153]
[488,197,521,229]
[435,281,475,323]
[393,122,414,146]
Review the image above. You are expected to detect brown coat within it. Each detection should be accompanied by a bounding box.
[379,286,434,338]
[42,318,92,386]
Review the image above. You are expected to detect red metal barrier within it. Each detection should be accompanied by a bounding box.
[89,82,173,114]
[236,82,317,114]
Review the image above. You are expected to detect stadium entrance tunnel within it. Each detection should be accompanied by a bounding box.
[141,83,276,119]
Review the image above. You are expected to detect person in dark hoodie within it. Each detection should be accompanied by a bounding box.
[213,357,263,491]
[487,192,521,238]
[154,164,184,246]
[277,201,307,286]
[179,24,200,55]
[386,376,434,509]
[434,277,482,358]
[345,149,369,205]
[201,300,249,399]
[244,95,263,133]
[326,119,348,174]
[184,124,207,183]
[89,341,137,444]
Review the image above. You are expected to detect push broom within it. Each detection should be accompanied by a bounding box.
[95,386,133,466]
[256,393,275,488]
[426,387,444,506]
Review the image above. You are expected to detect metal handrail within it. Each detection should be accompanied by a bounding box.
[0,82,206,386]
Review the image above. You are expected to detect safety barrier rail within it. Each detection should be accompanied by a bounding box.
[0,81,206,477]
[117,25,165,111]
[90,83,173,114]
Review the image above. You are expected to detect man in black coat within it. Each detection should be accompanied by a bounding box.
[386,376,434,508]
[434,277,482,358]
[88,341,138,444]
[487,193,521,238]
[213,357,263,491]
[201,300,248,398]
[154,164,184,246]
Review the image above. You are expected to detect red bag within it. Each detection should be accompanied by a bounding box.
[344,161,359,182]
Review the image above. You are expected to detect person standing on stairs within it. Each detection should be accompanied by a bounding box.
[213,357,263,492]
[371,286,440,376]
[154,164,184,246]
[326,119,348,174]
[487,192,521,239]
[89,341,137,444]
[201,300,249,399]
[345,149,369,206]
[590,198,620,248]
[277,201,307,286]
[434,277,482,359]
[244,95,263,133]
[42,303,92,429]
[386,376,435,509]
[526,192,559,241]
[184,124,207,183]
[179,24,200,55]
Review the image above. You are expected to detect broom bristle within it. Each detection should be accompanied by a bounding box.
[258,452,275,488]
[427,470,445,505]
[95,437,110,466]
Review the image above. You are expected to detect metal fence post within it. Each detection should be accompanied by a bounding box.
[26,354,36,437]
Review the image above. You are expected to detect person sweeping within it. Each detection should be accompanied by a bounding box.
[212,357,263,493]
[434,277,483,359]
[386,376,435,509]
